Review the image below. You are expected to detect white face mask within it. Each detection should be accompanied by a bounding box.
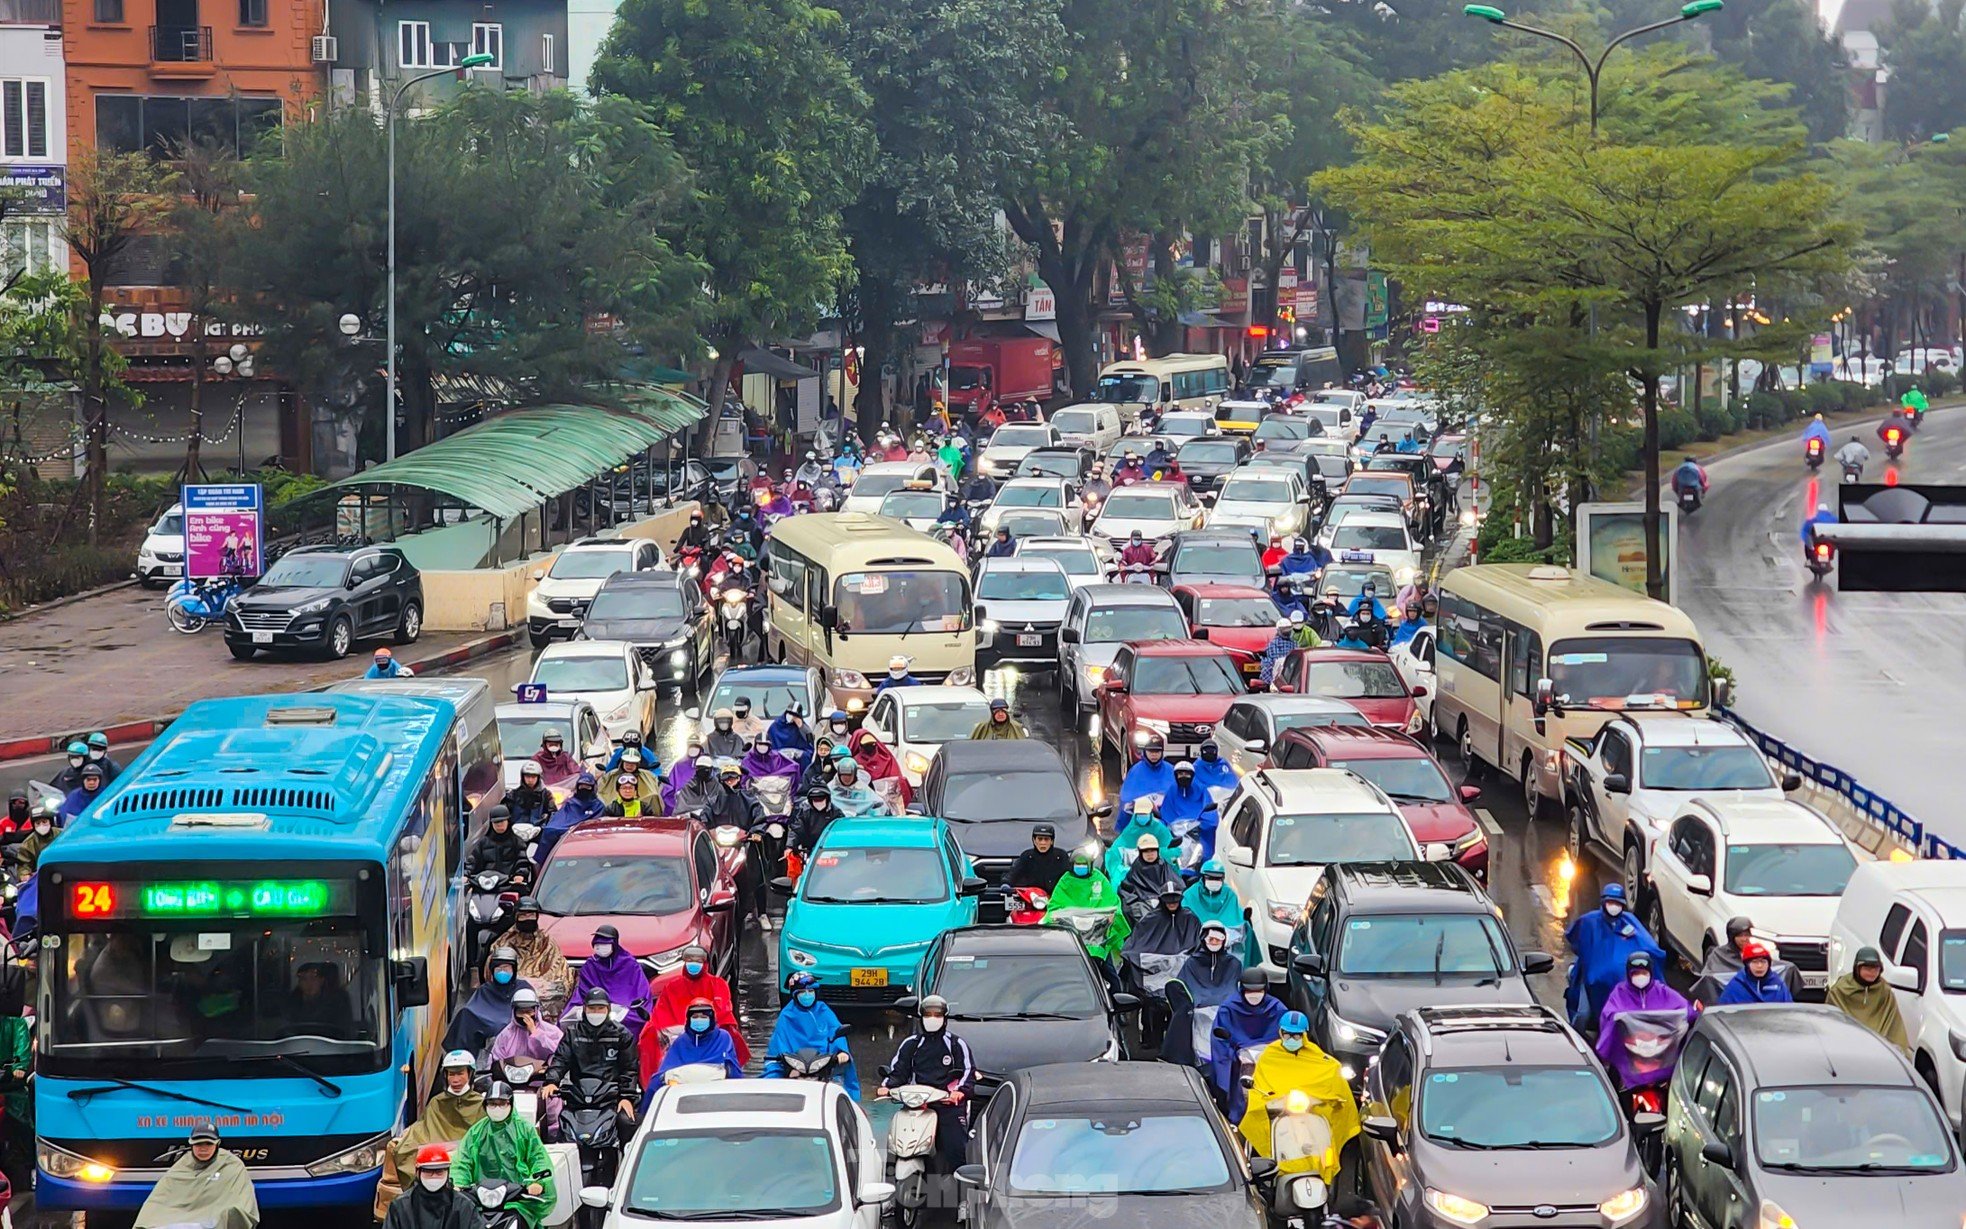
[487,1105,512,1123]
[1205,938,1225,952]
[1243,990,1266,1006]
[584,1010,608,1026]
[921,1015,945,1034]
[1629,973,1652,990]
[1603,902,1625,918]
[420,1174,449,1192]
[592,943,614,959]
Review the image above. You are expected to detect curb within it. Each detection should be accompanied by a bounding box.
[0,626,523,764]
[0,577,140,625]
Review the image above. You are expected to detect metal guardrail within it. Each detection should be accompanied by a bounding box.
[1714,705,1961,861]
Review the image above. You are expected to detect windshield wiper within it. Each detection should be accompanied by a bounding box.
[263,1051,343,1097]
[68,1078,250,1114]
[636,1209,797,1221]
[952,1012,1084,1022]
[191,1042,346,1096]
[1767,1162,1932,1174]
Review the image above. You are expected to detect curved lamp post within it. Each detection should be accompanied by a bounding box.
[1462,1,1723,137]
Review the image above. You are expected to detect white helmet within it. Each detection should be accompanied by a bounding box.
[520,760,542,778]
[442,1049,475,1071]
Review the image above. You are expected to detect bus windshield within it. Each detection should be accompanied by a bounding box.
[1548,636,1707,710]
[1245,359,1298,389]
[49,916,386,1071]
[834,571,970,635]
[1095,374,1158,403]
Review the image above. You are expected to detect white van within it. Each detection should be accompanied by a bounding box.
[1827,859,1966,1128]
[1046,403,1123,453]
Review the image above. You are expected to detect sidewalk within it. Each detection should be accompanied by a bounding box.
[0,584,514,751]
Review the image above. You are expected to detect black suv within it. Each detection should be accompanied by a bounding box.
[1283,861,1553,1081]
[1360,1006,1663,1229]
[226,545,423,661]
[577,570,713,694]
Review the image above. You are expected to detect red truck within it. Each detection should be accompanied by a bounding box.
[947,337,1058,419]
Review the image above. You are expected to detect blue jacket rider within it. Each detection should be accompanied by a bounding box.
[1118,737,1177,814]
[1257,620,1296,686]
[1564,882,1668,1032]
[535,773,607,866]
[1801,414,1831,449]
[1800,503,1837,547]
[1159,762,1219,862]
[1346,585,1389,622]
[1278,538,1329,580]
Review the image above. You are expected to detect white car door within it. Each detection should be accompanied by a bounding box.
[1390,629,1435,723]
[1580,725,1636,858]
[1880,903,1932,1060]
[1649,814,1714,959]
[1219,791,1265,909]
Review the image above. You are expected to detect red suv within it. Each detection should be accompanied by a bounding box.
[1171,583,1280,680]
[535,816,745,980]
[1098,639,1245,765]
[1264,725,1488,881]
[1270,646,1424,732]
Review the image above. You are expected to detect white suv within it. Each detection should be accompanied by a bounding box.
[1215,767,1435,980]
[526,535,662,647]
[1565,713,1797,905]
[135,502,186,587]
[587,1078,888,1229]
[1645,796,1858,991]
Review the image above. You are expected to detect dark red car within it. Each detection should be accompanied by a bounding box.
[1263,725,1489,881]
[1171,583,1280,680]
[1270,645,1425,732]
[1097,639,1245,765]
[535,816,746,981]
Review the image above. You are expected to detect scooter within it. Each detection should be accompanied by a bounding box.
[884,1083,951,1229]
[561,1076,626,1228]
[1259,1089,1342,1227]
[1676,485,1700,515]
[769,1024,852,1084]
[164,575,242,634]
[1883,423,1907,459]
[1004,885,1050,925]
[1804,436,1825,470]
[1806,537,1836,580]
[1841,460,1863,485]
[718,588,751,662]
[467,1178,539,1229]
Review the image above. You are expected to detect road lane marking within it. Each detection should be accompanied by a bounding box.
[1475,807,1502,839]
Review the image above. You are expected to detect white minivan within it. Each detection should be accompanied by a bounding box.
[1046,403,1123,453]
[1828,859,1966,1129]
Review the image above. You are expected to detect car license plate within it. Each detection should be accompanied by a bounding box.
[251,632,272,644]
[1017,633,1042,646]
[1802,970,1828,990]
[1242,661,1260,674]
[1341,550,1376,563]
[850,967,888,987]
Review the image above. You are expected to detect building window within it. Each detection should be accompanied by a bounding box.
[237,0,266,26]
[469,22,500,69]
[0,216,61,279]
[0,79,47,159]
[96,94,283,159]
[397,20,431,68]
[91,0,121,20]
[540,32,554,74]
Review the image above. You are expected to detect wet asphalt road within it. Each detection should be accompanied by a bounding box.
[1677,405,1966,842]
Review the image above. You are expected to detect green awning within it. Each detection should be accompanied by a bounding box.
[323,385,707,519]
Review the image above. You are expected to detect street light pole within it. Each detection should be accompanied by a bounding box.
[1462,1,1723,137]
[385,55,493,464]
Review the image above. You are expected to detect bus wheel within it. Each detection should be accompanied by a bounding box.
[1457,718,1484,777]
[1522,752,1552,820]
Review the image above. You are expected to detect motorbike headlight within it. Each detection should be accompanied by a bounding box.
[1423,1189,1489,1227]
[1756,1201,1796,1229]
[835,669,869,689]
[1267,899,1305,926]
[787,948,818,968]
[478,1186,504,1209]
[713,825,744,848]
[39,1140,116,1182]
[1599,1187,1647,1226]
[905,751,931,776]
[947,666,977,686]
[306,1131,391,1178]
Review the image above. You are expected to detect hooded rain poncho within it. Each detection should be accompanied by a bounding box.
[1117,758,1177,813]
[1716,966,1794,1006]
[1238,1039,1361,1184]
[1191,754,1238,796]
[1183,880,1260,968]
[662,757,703,812]
[1210,994,1286,1117]
[826,773,887,817]
[1120,904,1202,996]
[1163,944,1242,1068]
[1563,906,1667,1029]
[441,976,532,1055]
[383,1182,482,1229]
[387,1089,485,1192]
[1118,855,1184,924]
[1159,780,1219,862]
[640,968,750,1079]
[850,735,912,805]
[740,745,802,782]
[767,715,813,759]
[568,947,652,1035]
[1827,970,1909,1052]
[649,1024,744,1105]
[1594,979,1695,1088]
[765,997,860,1098]
[1043,867,1130,958]
[488,1015,563,1069]
[452,1115,556,1228]
[135,1148,260,1229]
[1104,814,1174,884]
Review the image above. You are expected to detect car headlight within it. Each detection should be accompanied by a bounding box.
[947,666,977,686]
[295,598,331,615]
[1449,828,1486,854]
[1267,899,1305,926]
[305,1131,390,1177]
[835,669,869,689]
[1600,1187,1648,1226]
[1329,1012,1387,1048]
[669,649,688,663]
[1083,661,1107,685]
[1423,1189,1489,1227]
[1097,1036,1121,1061]
[1756,1200,1796,1229]
[39,1140,116,1182]
[607,704,631,721]
[1406,710,1425,734]
[905,751,931,776]
[1136,717,1171,735]
[787,948,818,968]
[979,619,1000,633]
[1395,566,1419,585]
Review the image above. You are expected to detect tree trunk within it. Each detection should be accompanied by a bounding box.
[1047,248,1097,399]
[698,343,739,452]
[184,319,205,481]
[82,279,106,546]
[852,270,894,435]
[1641,300,1664,601]
[1139,234,1182,358]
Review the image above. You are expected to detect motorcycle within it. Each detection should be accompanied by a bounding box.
[1806,536,1835,579]
[718,587,751,662]
[1841,460,1863,485]
[1805,436,1825,470]
[561,1076,627,1228]
[467,1178,542,1229]
[676,544,706,584]
[1260,1089,1344,1224]
[1883,423,1907,459]
[884,1083,951,1229]
[769,1024,852,1084]
[1120,561,1156,585]
[1606,1008,1686,1172]
[164,575,242,634]
[467,865,526,976]
[1004,885,1050,926]
[1047,905,1118,953]
[1676,485,1700,515]
[494,1055,557,1132]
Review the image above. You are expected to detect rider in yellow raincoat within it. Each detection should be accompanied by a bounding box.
[1237,1011,1360,1184]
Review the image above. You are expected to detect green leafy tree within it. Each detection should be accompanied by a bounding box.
[1878,0,1966,141]
[1706,0,1849,146]
[594,0,871,430]
[1819,134,1966,364]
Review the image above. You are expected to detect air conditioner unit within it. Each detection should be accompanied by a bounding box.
[310,33,338,62]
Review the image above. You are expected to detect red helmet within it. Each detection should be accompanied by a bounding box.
[415,1144,453,1171]
[1739,941,1771,962]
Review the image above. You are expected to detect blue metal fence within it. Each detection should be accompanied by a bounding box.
[1715,705,1962,860]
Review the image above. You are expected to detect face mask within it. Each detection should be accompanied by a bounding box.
[5,804,23,822]
[32,822,49,837]
[593,943,614,960]
[890,668,907,679]
[1205,937,1225,952]
[1243,990,1266,1006]
[1603,902,1625,918]
[715,720,733,732]
[1072,864,1091,877]
[67,755,83,769]
[796,990,817,1008]
[921,1015,945,1034]
[1202,876,1224,892]
[688,1016,712,1035]
[576,787,594,799]
[684,962,704,978]
[487,1105,512,1123]
[1281,1035,1305,1053]
[585,1010,608,1026]
[88,749,105,761]
[420,1174,449,1193]
[516,918,539,934]
[1629,973,1652,990]
[493,968,514,985]
[1201,749,1218,762]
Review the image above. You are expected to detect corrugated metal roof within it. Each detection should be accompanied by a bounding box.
[323,385,707,518]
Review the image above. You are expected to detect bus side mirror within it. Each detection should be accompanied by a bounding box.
[818,605,838,630]
[1533,678,1558,718]
[1712,677,1732,708]
[394,957,429,1009]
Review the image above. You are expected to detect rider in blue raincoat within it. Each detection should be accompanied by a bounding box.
[1277,537,1329,582]
[1118,735,1177,814]
[767,706,813,760]
[764,973,860,1098]
[1158,761,1219,863]
[644,1000,743,1113]
[1191,741,1239,796]
[1106,802,1175,883]
[535,772,607,867]
[1346,582,1389,622]
[1564,882,1667,1034]
[1210,968,1286,1119]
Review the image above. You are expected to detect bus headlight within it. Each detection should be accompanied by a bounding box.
[306,1132,391,1177]
[947,666,977,686]
[834,670,869,690]
[39,1140,115,1182]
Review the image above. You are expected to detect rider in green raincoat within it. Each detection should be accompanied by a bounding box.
[1105,800,1174,884]
[1044,848,1130,960]
[1183,858,1260,968]
[450,1083,556,1228]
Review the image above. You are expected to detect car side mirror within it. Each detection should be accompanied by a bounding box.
[1291,953,1325,977]
[1244,739,1267,755]
[1192,626,1209,641]
[1886,964,1922,993]
[1410,683,1428,697]
[1712,676,1732,708]
[819,605,839,630]
[858,1180,897,1205]
[1458,783,1482,803]
[685,707,702,721]
[1780,771,1803,792]
[1521,951,1555,975]
[1060,626,1080,644]
[1700,1139,1734,1169]
[1361,1114,1398,1143]
[953,1165,986,1189]
[1684,873,1713,897]
[1227,848,1255,870]
[1248,1155,1279,1182]
[704,889,736,913]
[893,995,920,1012]
[1533,677,1557,718]
[1090,801,1115,819]
[393,956,429,1009]
[1111,992,1143,1014]
[1633,1112,1666,1135]
[769,876,796,896]
[1602,773,1631,796]
[960,876,988,897]
[580,1186,612,1210]
[532,569,545,581]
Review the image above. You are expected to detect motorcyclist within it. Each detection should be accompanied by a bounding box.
[384,1144,476,1229]
[599,730,650,776]
[823,708,855,743]
[1159,760,1219,862]
[1271,577,1311,622]
[1828,946,1909,1053]
[1877,412,1913,448]
[602,772,661,819]
[700,758,765,838]
[740,734,801,786]
[648,998,744,1100]
[2,787,27,837]
[1346,580,1388,622]
[935,498,972,534]
[136,1119,260,1229]
[15,806,55,872]
[1902,384,1930,423]
[766,703,812,761]
[878,995,976,1172]
[1309,583,1347,640]
[825,757,886,817]
[728,506,764,554]
[968,696,1025,739]
[1210,968,1286,1118]
[960,469,998,506]
[462,807,530,883]
[1691,915,1802,1005]
[1113,451,1146,485]
[1800,502,1838,555]
[506,762,554,828]
[84,731,121,780]
[1279,536,1330,582]
[50,741,89,794]
[986,526,1017,558]
[1670,455,1708,502]
[58,762,107,823]
[542,986,642,1129]
[704,707,747,760]
[365,647,414,679]
[532,733,581,783]
[1286,608,1321,649]
[444,946,530,1054]
[1261,534,1288,572]
[1044,846,1130,963]
[1594,951,1696,1091]
[875,654,921,694]
[1183,859,1259,968]
[642,944,749,1080]
[1237,1011,1360,1186]
[1119,530,1157,572]
[1193,740,1239,795]
[765,972,859,1097]
[491,898,574,1021]
[937,435,966,484]
[1006,823,1070,893]
[1117,733,1176,813]
[1564,882,1666,1035]
[1801,412,1831,453]
[534,771,605,866]
[568,925,653,1035]
[795,450,827,487]
[677,508,714,554]
[451,1081,556,1228]
[1715,941,1794,1004]
[789,782,839,855]
[1335,605,1389,652]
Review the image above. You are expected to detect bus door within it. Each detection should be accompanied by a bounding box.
[1501,623,1545,784]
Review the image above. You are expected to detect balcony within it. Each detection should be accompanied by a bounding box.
[0,0,61,23]
[150,25,216,76]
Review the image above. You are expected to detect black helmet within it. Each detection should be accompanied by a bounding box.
[584,986,612,1007]
[1725,916,1754,940]
[516,896,541,914]
[807,783,831,801]
[1239,968,1269,991]
[484,1080,514,1104]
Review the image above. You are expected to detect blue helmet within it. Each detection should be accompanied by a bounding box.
[786,972,818,991]
[1601,882,1627,903]
[1280,1011,1310,1035]
[1200,858,1225,876]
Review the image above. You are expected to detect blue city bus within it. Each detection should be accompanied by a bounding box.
[34,692,470,1212]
